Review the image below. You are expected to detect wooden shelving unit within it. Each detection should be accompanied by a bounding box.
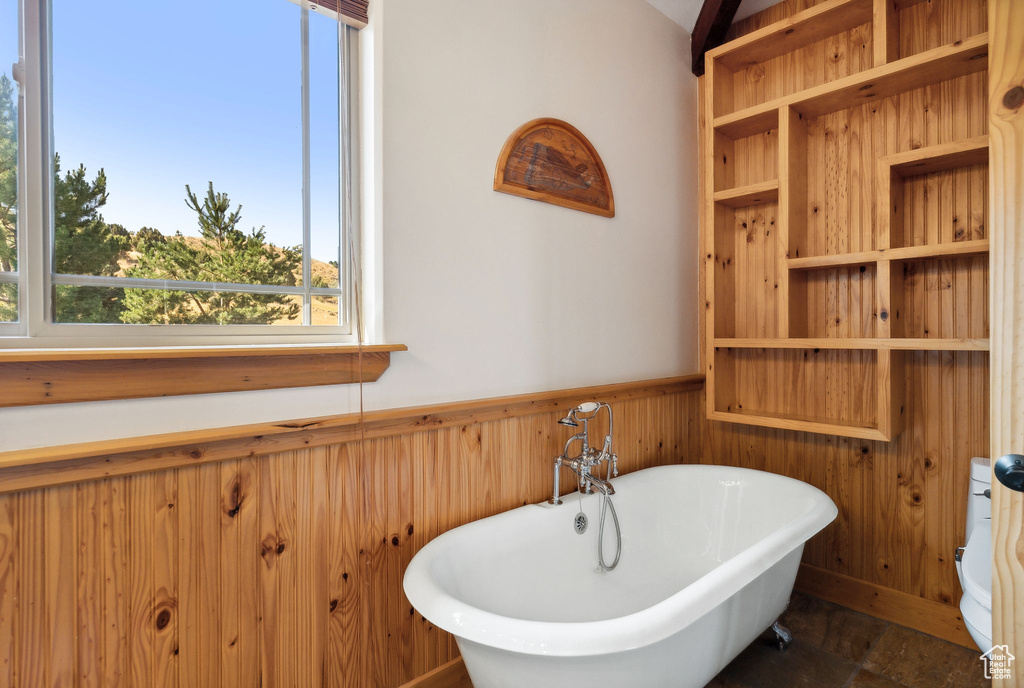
[702,0,990,441]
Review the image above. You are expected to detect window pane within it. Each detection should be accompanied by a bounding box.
[311,294,339,326]
[1,0,18,311]
[51,0,303,310]
[309,10,342,292]
[0,283,15,323]
[54,285,303,326]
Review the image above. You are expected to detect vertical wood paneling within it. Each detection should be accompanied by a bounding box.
[152,470,177,688]
[127,475,153,687]
[0,494,14,686]
[218,461,241,687]
[0,389,702,687]
[75,483,102,688]
[175,469,200,688]
[237,457,260,688]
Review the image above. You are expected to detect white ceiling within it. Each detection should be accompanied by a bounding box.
[645,0,780,34]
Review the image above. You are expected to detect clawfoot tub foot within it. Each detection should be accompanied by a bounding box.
[770,620,793,652]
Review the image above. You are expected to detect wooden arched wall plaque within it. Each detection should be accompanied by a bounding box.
[493,118,614,218]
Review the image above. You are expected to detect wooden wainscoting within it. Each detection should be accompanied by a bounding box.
[0,376,704,687]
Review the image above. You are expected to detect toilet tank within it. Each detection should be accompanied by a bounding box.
[966,457,991,543]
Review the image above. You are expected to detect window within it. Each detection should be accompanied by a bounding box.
[1,0,360,346]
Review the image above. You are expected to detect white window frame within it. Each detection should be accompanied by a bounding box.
[1,0,361,347]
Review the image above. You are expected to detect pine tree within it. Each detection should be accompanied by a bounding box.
[0,75,17,321]
[52,155,128,322]
[122,183,301,325]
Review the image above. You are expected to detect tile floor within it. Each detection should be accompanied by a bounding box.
[447,592,988,687]
[706,592,989,688]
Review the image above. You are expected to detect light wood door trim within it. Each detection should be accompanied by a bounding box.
[0,374,704,493]
[989,0,1024,675]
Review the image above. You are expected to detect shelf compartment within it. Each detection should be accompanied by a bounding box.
[788,239,990,270]
[714,34,989,139]
[707,0,873,72]
[712,337,988,351]
[713,180,780,208]
[711,347,888,440]
[880,137,989,250]
[897,255,989,340]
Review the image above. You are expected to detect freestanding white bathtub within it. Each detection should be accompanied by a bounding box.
[404,464,837,687]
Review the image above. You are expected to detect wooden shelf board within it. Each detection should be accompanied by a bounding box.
[714,34,988,139]
[789,251,880,270]
[707,0,872,72]
[712,180,780,208]
[715,102,782,140]
[714,337,881,349]
[788,239,989,270]
[886,338,989,351]
[709,410,889,441]
[885,239,989,261]
[884,135,989,176]
[713,337,989,351]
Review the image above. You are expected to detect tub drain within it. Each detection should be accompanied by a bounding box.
[574,511,588,534]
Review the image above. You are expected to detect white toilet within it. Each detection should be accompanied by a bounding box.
[956,457,992,652]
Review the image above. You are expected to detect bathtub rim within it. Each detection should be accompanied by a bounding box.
[403,464,838,657]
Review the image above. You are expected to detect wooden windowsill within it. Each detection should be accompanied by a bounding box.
[0,343,407,362]
[0,343,408,407]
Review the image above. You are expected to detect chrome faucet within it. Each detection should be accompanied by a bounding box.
[548,401,618,505]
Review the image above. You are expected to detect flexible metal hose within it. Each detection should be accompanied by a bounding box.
[598,492,621,571]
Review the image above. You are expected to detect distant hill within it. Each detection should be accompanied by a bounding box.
[115,233,342,325]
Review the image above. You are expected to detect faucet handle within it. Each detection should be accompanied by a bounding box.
[611,452,619,476]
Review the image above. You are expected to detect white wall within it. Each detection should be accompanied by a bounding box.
[0,0,700,452]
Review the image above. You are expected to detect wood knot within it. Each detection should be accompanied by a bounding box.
[406,524,414,536]
[1003,85,1024,112]
[329,599,338,612]
[155,609,171,630]
[224,478,244,518]
[188,449,203,460]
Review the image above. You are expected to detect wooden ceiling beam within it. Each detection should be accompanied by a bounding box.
[691,0,743,76]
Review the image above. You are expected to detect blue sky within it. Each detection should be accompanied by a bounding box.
[46,0,343,264]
